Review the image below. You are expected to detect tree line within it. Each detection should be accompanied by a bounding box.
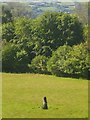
[1,5,90,79]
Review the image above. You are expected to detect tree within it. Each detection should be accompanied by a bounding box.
[2,43,17,72]
[2,11,86,75]
[2,5,13,23]
[14,49,29,72]
[33,11,84,55]
[39,46,52,57]
[2,2,32,23]
[14,17,32,40]
[2,43,30,72]
[2,22,15,42]
[47,45,72,77]
[67,43,89,78]
[14,17,35,63]
[8,2,32,19]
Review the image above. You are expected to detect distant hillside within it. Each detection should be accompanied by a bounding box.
[74,2,88,24]
[29,1,75,18]
[1,1,88,21]
[1,1,75,19]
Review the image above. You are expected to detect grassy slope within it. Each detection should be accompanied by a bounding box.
[0,73,2,119]
[2,73,88,118]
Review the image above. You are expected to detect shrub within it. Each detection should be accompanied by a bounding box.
[47,44,89,78]
[2,43,29,72]
[2,43,17,72]
[29,55,48,74]
[47,45,72,77]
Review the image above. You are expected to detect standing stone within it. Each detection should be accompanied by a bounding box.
[42,96,48,109]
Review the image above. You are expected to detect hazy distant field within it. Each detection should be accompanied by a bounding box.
[2,73,88,118]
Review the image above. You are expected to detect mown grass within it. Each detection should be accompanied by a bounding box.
[0,73,2,119]
[2,73,88,118]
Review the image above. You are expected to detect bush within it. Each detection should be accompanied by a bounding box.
[2,43,17,72]
[47,44,89,78]
[29,55,49,74]
[2,43,29,72]
[47,45,72,77]
[14,49,29,72]
[68,44,90,78]
[2,22,15,42]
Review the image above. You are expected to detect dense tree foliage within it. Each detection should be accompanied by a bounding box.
[47,45,72,77]
[2,43,17,72]
[33,12,84,52]
[1,2,32,23]
[2,5,13,24]
[29,55,48,74]
[2,43,29,72]
[2,22,15,42]
[47,44,89,78]
[2,8,89,79]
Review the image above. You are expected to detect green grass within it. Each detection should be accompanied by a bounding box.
[2,73,88,118]
[0,73,2,119]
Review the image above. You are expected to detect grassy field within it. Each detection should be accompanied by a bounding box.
[2,73,88,118]
[0,73,2,119]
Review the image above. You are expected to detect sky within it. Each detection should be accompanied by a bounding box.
[0,0,89,2]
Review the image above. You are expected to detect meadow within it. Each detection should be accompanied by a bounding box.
[2,73,88,118]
